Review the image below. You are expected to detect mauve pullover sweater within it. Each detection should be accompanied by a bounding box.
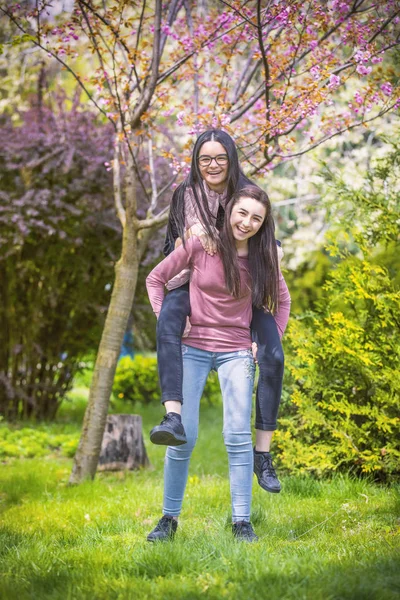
[146,237,291,353]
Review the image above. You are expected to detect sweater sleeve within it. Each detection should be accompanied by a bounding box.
[274,272,291,339]
[146,238,196,317]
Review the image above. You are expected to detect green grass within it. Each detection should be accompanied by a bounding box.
[0,390,399,599]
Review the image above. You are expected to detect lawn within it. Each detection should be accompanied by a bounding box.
[0,388,399,600]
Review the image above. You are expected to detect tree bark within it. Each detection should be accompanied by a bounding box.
[69,163,140,484]
[98,414,150,471]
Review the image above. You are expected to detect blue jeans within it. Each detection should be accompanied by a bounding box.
[156,286,283,429]
[163,345,255,522]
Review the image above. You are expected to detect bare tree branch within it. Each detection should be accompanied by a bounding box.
[148,136,158,212]
[232,55,262,105]
[160,0,184,56]
[113,133,126,227]
[77,0,142,92]
[131,0,162,128]
[248,102,398,175]
[256,0,271,157]
[134,211,170,231]
[183,0,199,114]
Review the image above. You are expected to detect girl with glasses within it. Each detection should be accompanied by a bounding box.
[150,129,289,496]
[146,186,291,542]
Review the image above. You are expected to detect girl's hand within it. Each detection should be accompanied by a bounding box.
[188,224,218,256]
[252,342,258,363]
[198,233,217,256]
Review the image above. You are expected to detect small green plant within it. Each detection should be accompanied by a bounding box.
[113,355,222,406]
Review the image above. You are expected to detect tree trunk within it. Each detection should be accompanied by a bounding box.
[98,414,150,471]
[69,164,140,484]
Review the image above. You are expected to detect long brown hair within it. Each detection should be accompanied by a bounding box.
[218,186,279,312]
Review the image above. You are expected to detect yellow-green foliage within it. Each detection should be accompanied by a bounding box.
[0,425,79,458]
[113,355,222,406]
[277,145,400,479]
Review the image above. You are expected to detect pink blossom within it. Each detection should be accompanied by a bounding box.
[356,64,372,76]
[176,111,185,126]
[371,55,383,64]
[220,113,231,126]
[332,1,350,14]
[354,50,371,63]
[381,82,393,96]
[354,90,363,105]
[310,65,321,80]
[328,74,341,89]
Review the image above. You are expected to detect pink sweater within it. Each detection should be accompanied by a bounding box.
[146,238,291,353]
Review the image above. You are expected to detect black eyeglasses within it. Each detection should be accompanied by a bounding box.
[198,154,229,167]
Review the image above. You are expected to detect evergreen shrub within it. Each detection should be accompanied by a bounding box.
[277,145,400,480]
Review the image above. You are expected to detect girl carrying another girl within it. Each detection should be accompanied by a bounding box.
[146,186,290,542]
[150,129,287,494]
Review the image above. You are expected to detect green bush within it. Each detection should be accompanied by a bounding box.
[277,145,400,480]
[0,425,79,458]
[113,355,222,406]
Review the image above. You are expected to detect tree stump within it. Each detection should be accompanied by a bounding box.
[98,414,151,471]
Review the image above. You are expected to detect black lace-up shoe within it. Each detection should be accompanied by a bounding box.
[253,448,281,493]
[232,521,258,543]
[147,516,178,542]
[150,413,187,446]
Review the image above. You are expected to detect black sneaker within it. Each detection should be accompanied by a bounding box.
[147,516,178,542]
[232,521,258,543]
[253,448,281,493]
[149,413,187,446]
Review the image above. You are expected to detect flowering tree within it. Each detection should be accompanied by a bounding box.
[1,0,399,482]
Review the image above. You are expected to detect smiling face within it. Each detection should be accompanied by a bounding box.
[230,196,267,250]
[197,141,229,192]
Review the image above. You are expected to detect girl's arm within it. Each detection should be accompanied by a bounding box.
[274,272,291,339]
[146,238,197,317]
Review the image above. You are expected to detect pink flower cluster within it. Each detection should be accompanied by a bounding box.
[331,1,350,14]
[328,74,341,89]
[354,49,373,76]
[381,82,393,96]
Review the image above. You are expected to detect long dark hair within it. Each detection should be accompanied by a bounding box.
[218,186,279,312]
[167,129,253,245]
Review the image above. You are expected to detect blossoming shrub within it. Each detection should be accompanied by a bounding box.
[276,145,400,479]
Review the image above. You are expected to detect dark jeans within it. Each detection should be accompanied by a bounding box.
[156,284,190,404]
[156,285,284,430]
[250,307,284,431]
